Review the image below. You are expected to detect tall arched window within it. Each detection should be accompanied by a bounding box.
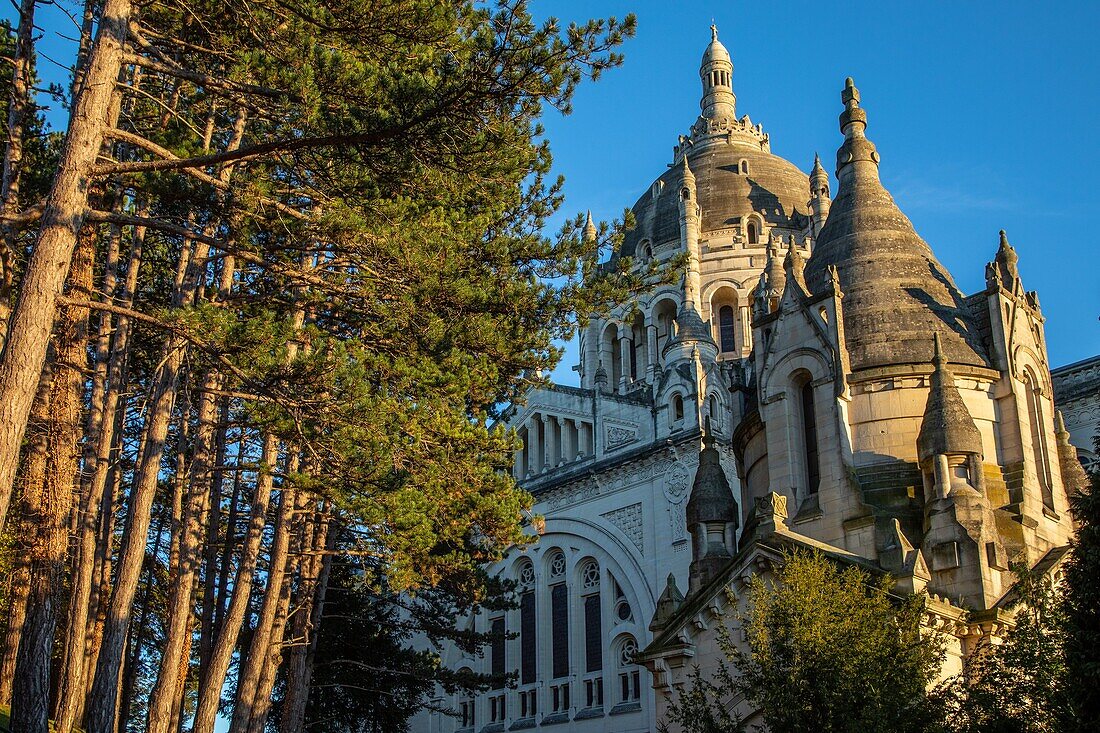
[747,221,759,244]
[672,394,685,424]
[801,381,820,495]
[516,561,536,689]
[1023,371,1055,510]
[719,305,736,352]
[457,668,475,730]
[580,559,604,709]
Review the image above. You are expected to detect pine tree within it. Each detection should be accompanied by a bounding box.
[1064,469,1100,730]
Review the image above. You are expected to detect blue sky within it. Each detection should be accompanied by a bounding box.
[20,0,1100,390]
[535,0,1100,385]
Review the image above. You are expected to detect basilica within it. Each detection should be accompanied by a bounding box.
[416,27,1091,733]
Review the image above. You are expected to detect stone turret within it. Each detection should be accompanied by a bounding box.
[808,153,831,236]
[917,333,1006,608]
[699,25,735,127]
[649,573,685,631]
[754,241,785,315]
[1055,410,1091,499]
[803,78,990,372]
[686,420,738,592]
[677,154,702,311]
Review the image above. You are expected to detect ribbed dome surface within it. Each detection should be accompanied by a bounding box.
[803,168,990,372]
[619,146,810,258]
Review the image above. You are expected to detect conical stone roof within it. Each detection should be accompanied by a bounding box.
[804,79,990,372]
[917,333,984,462]
[686,423,738,530]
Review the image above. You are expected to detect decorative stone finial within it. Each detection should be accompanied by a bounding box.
[994,229,1019,283]
[594,359,608,385]
[650,573,685,630]
[835,76,877,178]
[783,238,806,291]
[584,210,597,242]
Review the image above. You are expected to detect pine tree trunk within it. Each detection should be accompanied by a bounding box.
[279,503,334,733]
[197,397,230,676]
[146,371,220,733]
[232,480,301,733]
[0,0,131,530]
[190,431,280,733]
[0,562,30,707]
[0,0,38,345]
[10,233,92,733]
[55,220,139,731]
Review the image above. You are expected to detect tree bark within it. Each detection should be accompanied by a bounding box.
[190,432,280,733]
[10,233,92,733]
[229,477,298,733]
[279,503,335,733]
[0,561,30,707]
[0,0,38,345]
[0,0,131,531]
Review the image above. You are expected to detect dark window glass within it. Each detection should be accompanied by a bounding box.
[673,395,684,422]
[551,584,569,678]
[747,222,758,244]
[520,590,536,684]
[584,593,602,673]
[491,617,505,688]
[719,305,736,352]
[801,382,820,494]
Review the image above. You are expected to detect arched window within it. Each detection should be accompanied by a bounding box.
[740,159,749,175]
[747,221,759,244]
[719,305,736,352]
[1023,371,1055,510]
[457,668,475,730]
[709,394,720,431]
[616,636,641,704]
[672,394,684,424]
[800,380,820,495]
[580,559,604,709]
[546,550,569,685]
[516,560,536,688]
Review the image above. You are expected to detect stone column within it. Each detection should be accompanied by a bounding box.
[560,417,576,463]
[526,415,541,476]
[514,439,525,480]
[739,305,752,351]
[542,414,557,470]
[619,326,631,392]
[646,322,659,381]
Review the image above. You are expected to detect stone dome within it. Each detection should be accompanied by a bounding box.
[618,145,810,259]
[804,79,990,372]
[700,25,731,66]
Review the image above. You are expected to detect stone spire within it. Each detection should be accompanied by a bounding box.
[649,573,685,631]
[699,24,736,126]
[686,418,738,592]
[584,210,597,242]
[759,240,785,313]
[994,229,1020,283]
[809,152,831,236]
[1055,409,1091,498]
[803,78,990,371]
[917,333,984,463]
[783,237,807,293]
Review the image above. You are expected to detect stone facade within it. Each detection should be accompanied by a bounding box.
[414,27,1090,733]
